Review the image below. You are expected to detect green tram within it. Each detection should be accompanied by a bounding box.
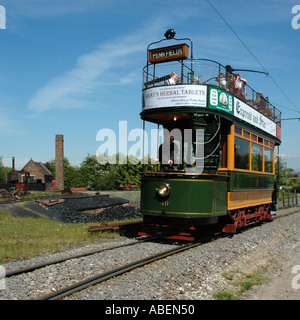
[139,30,281,240]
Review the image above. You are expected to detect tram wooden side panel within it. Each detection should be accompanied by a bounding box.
[224,170,275,210]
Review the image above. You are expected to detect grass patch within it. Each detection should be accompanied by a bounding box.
[213,266,270,300]
[23,191,62,199]
[238,266,268,293]
[213,290,240,300]
[0,211,120,263]
[0,191,62,202]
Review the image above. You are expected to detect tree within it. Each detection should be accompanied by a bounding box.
[275,157,299,189]
[43,153,144,191]
[44,160,55,178]
[44,158,85,190]
[94,166,119,190]
[79,154,112,190]
[0,156,5,183]
[64,159,83,189]
[115,154,142,188]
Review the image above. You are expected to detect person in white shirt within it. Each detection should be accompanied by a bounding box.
[234,73,247,101]
[165,72,178,85]
[216,73,227,90]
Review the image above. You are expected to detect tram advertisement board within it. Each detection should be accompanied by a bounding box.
[142,85,207,110]
[234,98,277,137]
[208,87,233,115]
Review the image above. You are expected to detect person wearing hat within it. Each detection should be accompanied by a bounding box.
[251,91,267,111]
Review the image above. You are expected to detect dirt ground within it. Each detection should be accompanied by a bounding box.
[248,246,300,300]
[244,209,300,300]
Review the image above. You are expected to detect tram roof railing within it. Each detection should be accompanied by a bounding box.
[143,59,281,126]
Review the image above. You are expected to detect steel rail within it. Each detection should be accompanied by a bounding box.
[38,241,207,300]
[6,237,155,278]
[37,209,300,300]
[272,207,300,220]
[7,209,299,278]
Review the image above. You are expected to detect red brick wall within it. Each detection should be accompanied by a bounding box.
[23,160,46,183]
[55,134,64,190]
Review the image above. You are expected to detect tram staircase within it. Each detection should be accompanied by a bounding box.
[193,117,220,174]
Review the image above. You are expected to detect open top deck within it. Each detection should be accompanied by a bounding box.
[141,58,281,143]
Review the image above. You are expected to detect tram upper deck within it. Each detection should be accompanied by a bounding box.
[142,58,281,142]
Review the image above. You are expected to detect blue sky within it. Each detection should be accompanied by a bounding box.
[0,0,300,170]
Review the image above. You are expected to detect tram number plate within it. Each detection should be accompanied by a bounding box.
[160,200,169,207]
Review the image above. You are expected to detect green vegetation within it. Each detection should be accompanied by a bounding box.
[44,154,147,191]
[0,211,120,263]
[0,153,156,192]
[1,152,145,263]
[213,266,270,300]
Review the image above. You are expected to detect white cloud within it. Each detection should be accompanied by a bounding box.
[28,33,148,114]
[278,153,299,159]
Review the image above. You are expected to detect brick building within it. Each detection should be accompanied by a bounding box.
[22,159,53,190]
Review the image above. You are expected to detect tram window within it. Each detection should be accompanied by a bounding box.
[258,137,263,144]
[264,140,269,146]
[234,137,249,170]
[235,126,242,135]
[251,134,257,142]
[264,148,273,173]
[243,131,250,139]
[251,143,263,172]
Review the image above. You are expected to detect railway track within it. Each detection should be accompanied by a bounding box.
[4,234,216,300]
[6,237,155,278]
[39,241,206,300]
[40,208,300,300]
[272,207,300,220]
[4,207,299,300]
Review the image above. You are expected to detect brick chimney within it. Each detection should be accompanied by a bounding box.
[55,134,64,190]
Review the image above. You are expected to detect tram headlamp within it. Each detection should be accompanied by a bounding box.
[164,29,176,39]
[157,183,171,197]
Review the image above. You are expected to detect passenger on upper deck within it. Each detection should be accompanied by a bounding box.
[251,91,267,111]
[227,73,235,94]
[192,76,199,84]
[216,73,227,90]
[234,73,247,102]
[165,72,178,85]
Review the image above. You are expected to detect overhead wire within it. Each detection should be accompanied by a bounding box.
[205,0,300,114]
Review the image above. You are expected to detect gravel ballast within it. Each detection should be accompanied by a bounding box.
[1,206,300,300]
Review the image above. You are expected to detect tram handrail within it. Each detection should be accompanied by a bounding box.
[143,59,281,126]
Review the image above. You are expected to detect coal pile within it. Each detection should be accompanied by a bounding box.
[6,195,142,223]
[45,195,142,223]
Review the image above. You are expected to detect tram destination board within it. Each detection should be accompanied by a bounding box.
[149,43,189,64]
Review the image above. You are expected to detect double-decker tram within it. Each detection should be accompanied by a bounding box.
[139,30,282,241]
